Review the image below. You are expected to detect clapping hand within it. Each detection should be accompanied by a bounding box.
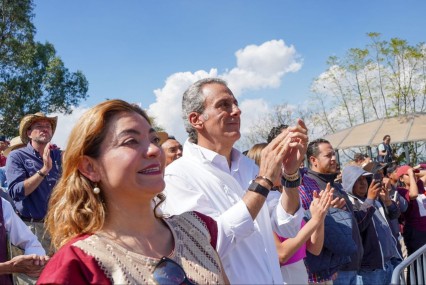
[258,119,308,185]
[310,183,333,222]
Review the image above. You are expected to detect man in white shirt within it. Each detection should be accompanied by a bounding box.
[162,78,308,284]
[0,197,49,283]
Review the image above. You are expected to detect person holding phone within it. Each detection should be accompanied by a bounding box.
[342,165,401,285]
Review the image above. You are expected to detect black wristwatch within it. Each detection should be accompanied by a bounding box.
[281,175,302,188]
[248,181,270,198]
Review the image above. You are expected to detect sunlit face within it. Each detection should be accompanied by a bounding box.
[199,83,241,145]
[27,119,53,145]
[311,143,337,174]
[95,112,166,200]
[353,175,369,198]
[161,139,183,166]
[384,136,391,144]
[400,173,411,186]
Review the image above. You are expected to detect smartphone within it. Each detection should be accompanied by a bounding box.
[373,172,382,186]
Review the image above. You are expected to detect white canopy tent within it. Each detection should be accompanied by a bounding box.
[322,113,426,164]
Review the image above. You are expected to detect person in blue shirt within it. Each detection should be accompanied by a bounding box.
[5,112,62,255]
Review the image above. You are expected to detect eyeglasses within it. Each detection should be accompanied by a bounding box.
[152,257,195,285]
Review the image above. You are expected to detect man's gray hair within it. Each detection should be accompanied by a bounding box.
[182,77,228,143]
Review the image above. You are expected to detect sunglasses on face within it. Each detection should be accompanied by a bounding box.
[152,257,195,285]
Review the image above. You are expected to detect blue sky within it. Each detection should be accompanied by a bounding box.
[33,0,426,148]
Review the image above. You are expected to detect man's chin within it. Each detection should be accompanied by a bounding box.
[227,131,241,140]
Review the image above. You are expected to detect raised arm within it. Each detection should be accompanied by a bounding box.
[275,185,332,263]
[244,120,307,219]
[278,119,308,215]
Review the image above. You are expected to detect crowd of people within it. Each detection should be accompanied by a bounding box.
[0,77,425,284]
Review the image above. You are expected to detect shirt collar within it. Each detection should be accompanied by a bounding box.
[183,139,242,173]
[26,142,36,153]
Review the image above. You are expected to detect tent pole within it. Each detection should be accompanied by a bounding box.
[404,142,410,165]
[367,146,372,160]
[335,149,340,165]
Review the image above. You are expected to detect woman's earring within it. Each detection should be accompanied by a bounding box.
[93,183,101,194]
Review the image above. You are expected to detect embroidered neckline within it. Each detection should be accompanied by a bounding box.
[94,217,176,260]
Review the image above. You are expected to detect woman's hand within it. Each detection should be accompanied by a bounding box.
[310,183,333,223]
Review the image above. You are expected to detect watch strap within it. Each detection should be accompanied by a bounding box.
[37,170,46,178]
[248,181,270,198]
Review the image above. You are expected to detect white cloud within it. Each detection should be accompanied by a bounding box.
[50,106,90,149]
[48,40,302,149]
[224,39,302,96]
[148,39,302,145]
[239,98,269,135]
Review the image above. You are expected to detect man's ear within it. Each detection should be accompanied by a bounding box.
[78,156,100,182]
[189,112,204,131]
[309,156,317,167]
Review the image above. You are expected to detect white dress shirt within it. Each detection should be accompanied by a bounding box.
[2,198,45,255]
[162,140,303,284]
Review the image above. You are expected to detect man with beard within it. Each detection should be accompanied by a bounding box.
[299,138,370,285]
[6,112,62,254]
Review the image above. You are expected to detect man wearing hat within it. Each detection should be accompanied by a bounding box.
[5,112,62,254]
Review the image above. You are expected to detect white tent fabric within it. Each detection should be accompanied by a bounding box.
[322,113,426,150]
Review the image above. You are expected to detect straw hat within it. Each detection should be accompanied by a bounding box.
[156,131,169,146]
[19,112,58,144]
[3,136,25,157]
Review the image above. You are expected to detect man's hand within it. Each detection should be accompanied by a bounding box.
[41,143,53,174]
[281,119,309,175]
[6,254,49,277]
[378,184,392,206]
[258,119,308,186]
[330,196,346,209]
[367,179,381,200]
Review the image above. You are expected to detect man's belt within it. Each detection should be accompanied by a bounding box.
[18,215,44,223]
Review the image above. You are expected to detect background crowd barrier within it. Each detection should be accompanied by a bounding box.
[392,243,426,285]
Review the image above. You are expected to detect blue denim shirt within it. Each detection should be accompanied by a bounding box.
[5,143,61,219]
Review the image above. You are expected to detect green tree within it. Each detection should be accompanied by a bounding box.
[310,33,426,164]
[0,0,88,137]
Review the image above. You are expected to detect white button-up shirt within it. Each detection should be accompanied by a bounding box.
[1,197,45,255]
[162,140,303,284]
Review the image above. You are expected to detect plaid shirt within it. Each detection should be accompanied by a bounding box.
[299,174,336,283]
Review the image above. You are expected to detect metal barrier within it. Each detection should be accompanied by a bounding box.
[392,243,426,284]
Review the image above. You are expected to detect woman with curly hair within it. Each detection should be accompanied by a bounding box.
[37,99,228,284]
